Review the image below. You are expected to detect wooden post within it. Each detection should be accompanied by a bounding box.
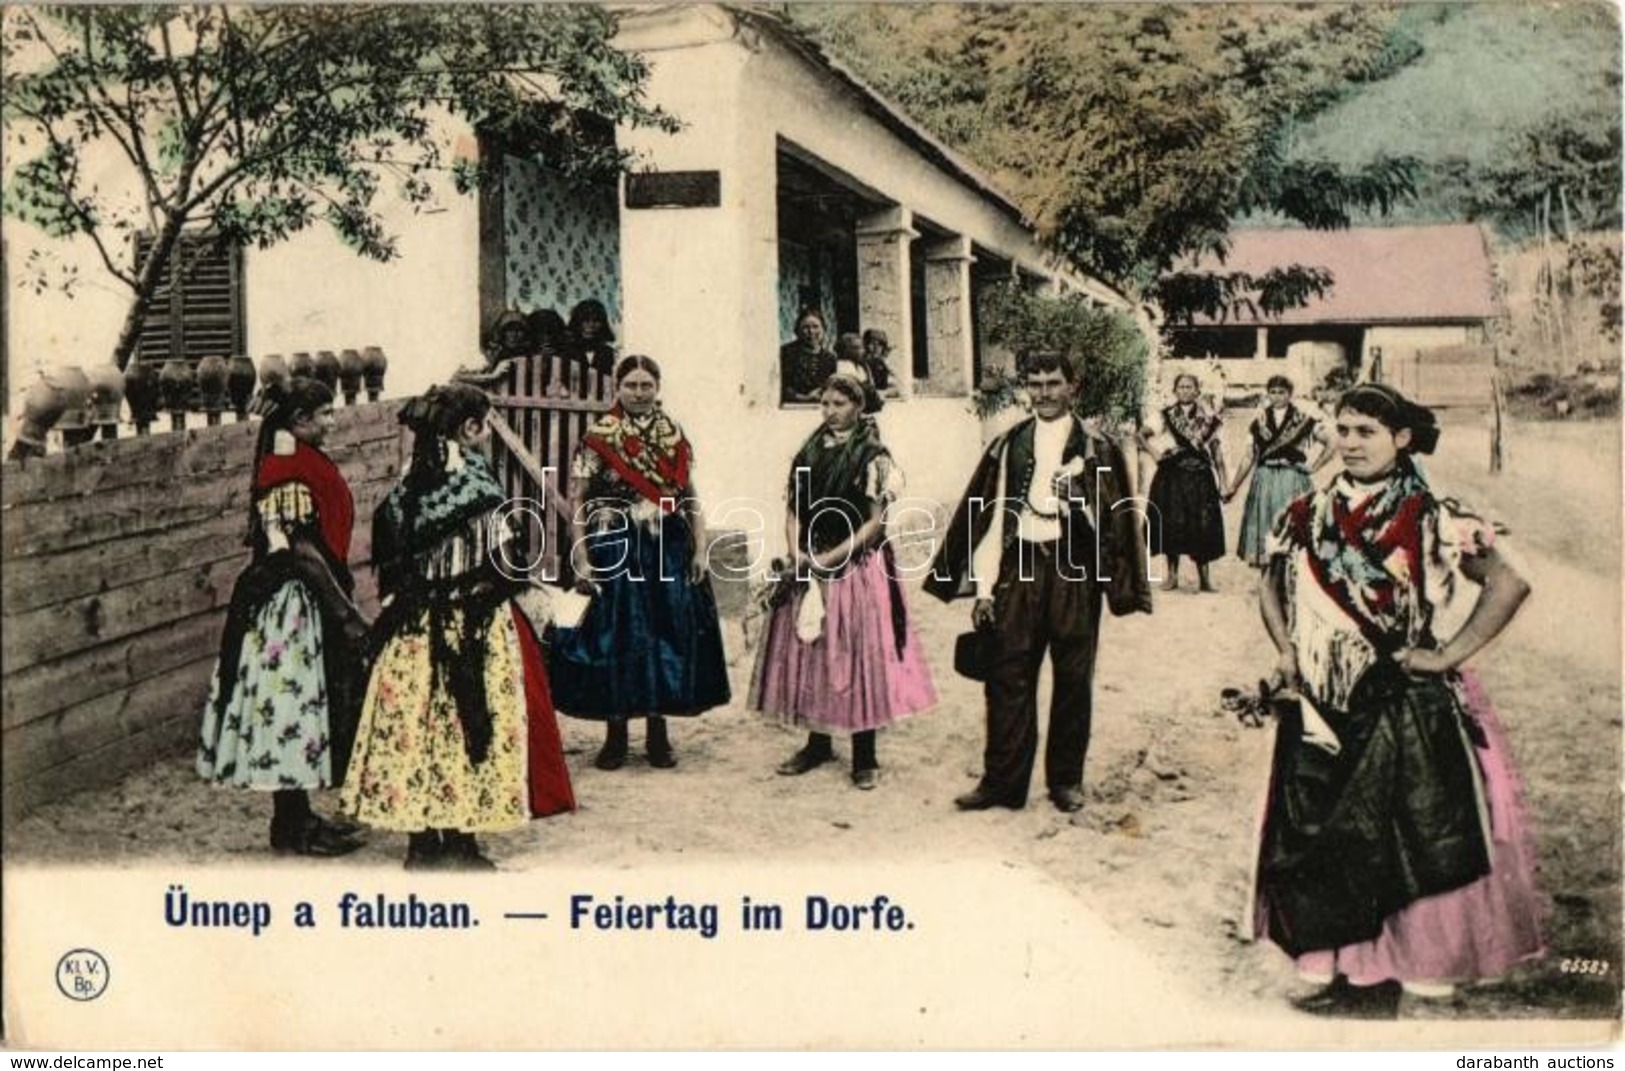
[1490,344,1506,475]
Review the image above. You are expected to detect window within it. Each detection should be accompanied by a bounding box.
[133,231,245,366]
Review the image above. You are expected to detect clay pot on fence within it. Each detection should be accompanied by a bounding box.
[196,355,229,426]
[313,351,340,392]
[49,366,95,448]
[159,358,193,432]
[124,360,161,435]
[338,349,364,405]
[9,377,67,459]
[289,352,315,380]
[227,355,257,420]
[361,346,388,401]
[86,363,126,440]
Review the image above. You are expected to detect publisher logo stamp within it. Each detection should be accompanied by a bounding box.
[56,949,110,1001]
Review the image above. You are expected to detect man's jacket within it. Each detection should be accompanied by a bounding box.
[923,414,1154,618]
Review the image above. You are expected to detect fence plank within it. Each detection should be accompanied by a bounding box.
[3,611,226,731]
[7,655,214,777]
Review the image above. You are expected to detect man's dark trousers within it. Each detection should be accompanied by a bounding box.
[982,538,1104,804]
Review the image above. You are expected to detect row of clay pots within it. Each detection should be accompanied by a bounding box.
[8,347,389,460]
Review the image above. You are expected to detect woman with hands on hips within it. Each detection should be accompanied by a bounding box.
[1254,383,1543,1019]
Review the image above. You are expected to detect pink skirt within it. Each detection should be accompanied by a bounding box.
[749,553,937,734]
[1290,670,1547,985]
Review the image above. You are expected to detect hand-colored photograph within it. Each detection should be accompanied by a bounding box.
[2,1,1619,1051]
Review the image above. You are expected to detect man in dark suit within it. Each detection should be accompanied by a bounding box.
[925,352,1152,812]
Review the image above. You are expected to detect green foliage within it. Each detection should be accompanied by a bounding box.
[973,282,1148,422]
[1292,2,1621,235]
[788,4,1422,317]
[2,4,679,367]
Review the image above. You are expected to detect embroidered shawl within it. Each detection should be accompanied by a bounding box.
[1251,404,1318,464]
[1277,458,1436,653]
[380,447,508,560]
[581,404,693,510]
[1163,402,1221,458]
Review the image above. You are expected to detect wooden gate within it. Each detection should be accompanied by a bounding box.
[1379,344,1496,409]
[456,354,613,580]
[1376,343,1508,472]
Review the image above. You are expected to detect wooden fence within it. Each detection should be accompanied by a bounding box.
[1,405,406,816]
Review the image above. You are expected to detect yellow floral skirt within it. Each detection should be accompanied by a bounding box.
[341,604,528,832]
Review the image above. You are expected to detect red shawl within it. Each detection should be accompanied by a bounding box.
[255,441,355,562]
[581,404,693,511]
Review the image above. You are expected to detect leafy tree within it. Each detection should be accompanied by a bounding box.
[973,283,1149,423]
[787,4,1421,325]
[2,4,678,369]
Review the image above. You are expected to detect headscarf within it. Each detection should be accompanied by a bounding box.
[1276,455,1435,652]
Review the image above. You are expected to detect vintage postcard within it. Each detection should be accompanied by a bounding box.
[2,1,1620,1051]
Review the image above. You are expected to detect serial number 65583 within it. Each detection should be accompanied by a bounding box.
[1559,958,1611,975]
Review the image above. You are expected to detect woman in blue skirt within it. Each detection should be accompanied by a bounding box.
[1225,375,1333,568]
[550,355,731,770]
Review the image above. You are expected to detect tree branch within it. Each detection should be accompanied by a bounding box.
[159,19,195,133]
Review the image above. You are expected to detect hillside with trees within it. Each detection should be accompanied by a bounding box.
[787,2,1621,383]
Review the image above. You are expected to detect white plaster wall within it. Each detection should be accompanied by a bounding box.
[4,124,480,420]
[611,6,1107,552]
[244,193,479,401]
[614,11,781,540]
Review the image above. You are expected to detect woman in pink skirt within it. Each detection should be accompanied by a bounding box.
[750,373,936,789]
[1256,383,1545,1018]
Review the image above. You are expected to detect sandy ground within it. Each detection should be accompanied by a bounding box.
[6,414,1621,1026]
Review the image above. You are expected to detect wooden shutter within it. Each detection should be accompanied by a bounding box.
[133,231,244,367]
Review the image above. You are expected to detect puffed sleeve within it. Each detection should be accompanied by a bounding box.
[571,445,603,483]
[256,481,319,553]
[865,452,905,506]
[1425,497,1528,638]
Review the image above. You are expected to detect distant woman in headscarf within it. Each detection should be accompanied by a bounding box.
[779,306,836,404]
[197,376,367,857]
[342,382,574,869]
[1140,372,1227,592]
[567,298,618,378]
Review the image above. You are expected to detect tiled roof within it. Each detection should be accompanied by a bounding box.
[1180,224,1499,326]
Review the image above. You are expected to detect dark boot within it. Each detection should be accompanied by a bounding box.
[441,830,496,871]
[596,719,629,771]
[777,732,834,776]
[270,789,360,857]
[1198,561,1216,593]
[851,730,879,790]
[646,715,677,769]
[1291,976,1402,1019]
[404,830,443,871]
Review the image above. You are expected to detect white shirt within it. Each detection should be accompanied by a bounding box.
[971,414,1075,600]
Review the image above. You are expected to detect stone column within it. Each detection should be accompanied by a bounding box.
[921,234,975,396]
[855,205,917,393]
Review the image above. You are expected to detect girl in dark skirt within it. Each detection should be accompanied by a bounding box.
[1141,373,1228,591]
[1255,384,1543,1017]
[549,355,731,770]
